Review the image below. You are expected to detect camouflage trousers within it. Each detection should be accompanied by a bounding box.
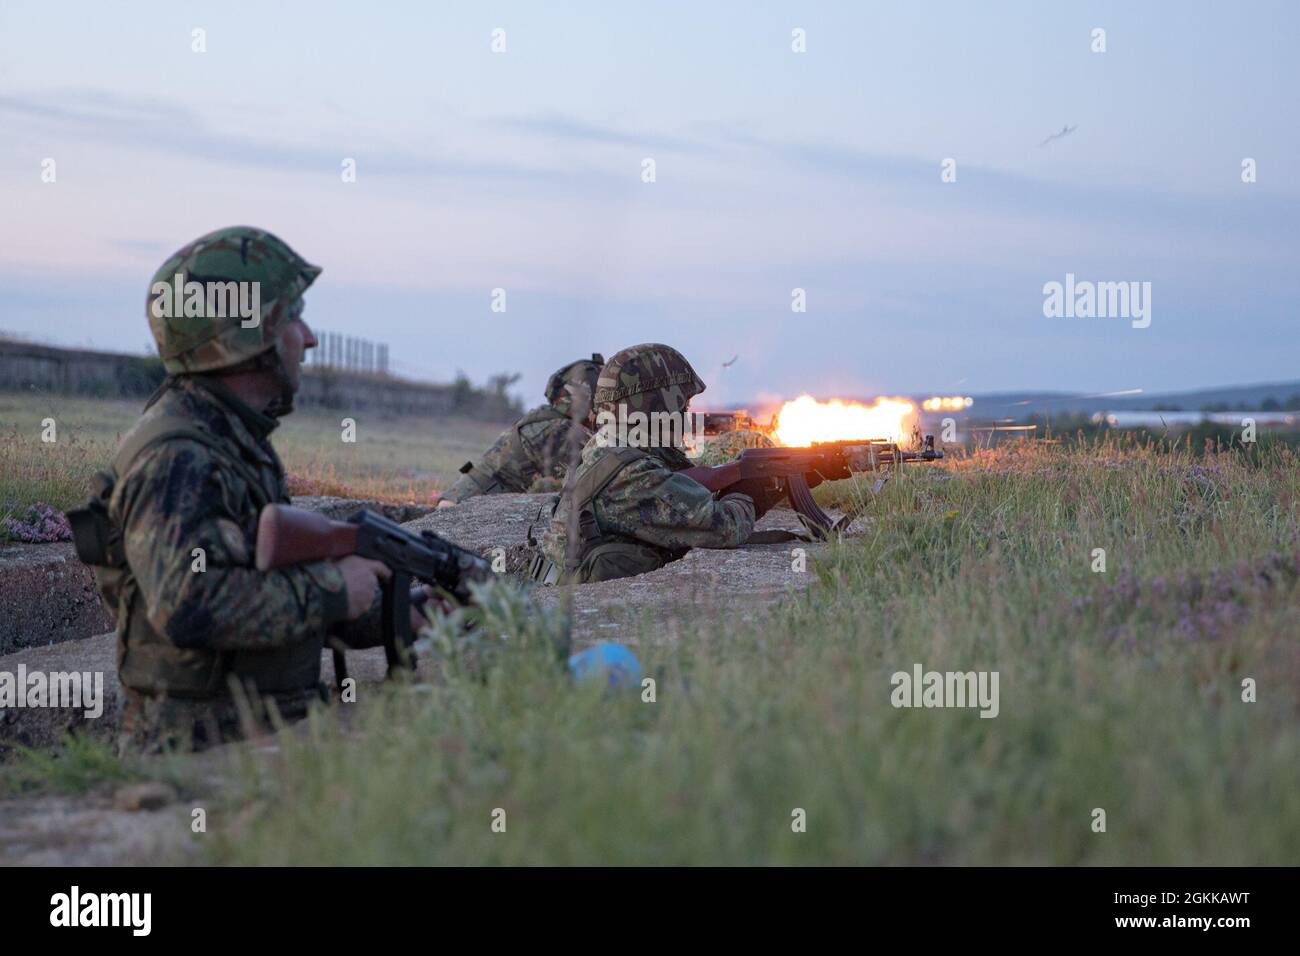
[528,538,680,585]
[117,683,328,754]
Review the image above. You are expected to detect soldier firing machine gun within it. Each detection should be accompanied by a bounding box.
[679,436,943,539]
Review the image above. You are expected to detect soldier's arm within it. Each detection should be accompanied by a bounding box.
[443,426,525,501]
[442,471,484,504]
[595,458,756,550]
[118,441,352,651]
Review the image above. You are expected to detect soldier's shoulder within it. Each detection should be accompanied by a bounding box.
[114,389,230,487]
[518,409,572,440]
[516,404,561,427]
[124,382,226,440]
[590,447,674,496]
[577,435,650,468]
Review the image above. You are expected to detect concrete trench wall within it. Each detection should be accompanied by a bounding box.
[0,542,113,656]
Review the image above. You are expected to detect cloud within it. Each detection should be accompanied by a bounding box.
[0,89,629,190]
[9,88,1293,254]
[720,131,1300,251]
[491,113,705,152]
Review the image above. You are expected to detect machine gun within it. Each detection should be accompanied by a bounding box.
[678,436,942,538]
[255,505,492,683]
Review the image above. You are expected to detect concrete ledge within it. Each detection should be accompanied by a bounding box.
[0,630,118,759]
[288,496,435,523]
[0,542,113,656]
[0,632,390,759]
[407,493,833,644]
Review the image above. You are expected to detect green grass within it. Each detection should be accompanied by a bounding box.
[210,439,1300,865]
[1,735,143,796]
[0,390,506,528]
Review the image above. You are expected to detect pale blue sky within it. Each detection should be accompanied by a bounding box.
[1,0,1295,405]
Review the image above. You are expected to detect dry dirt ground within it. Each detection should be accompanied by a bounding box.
[0,493,844,865]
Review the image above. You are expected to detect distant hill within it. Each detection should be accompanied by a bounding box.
[957,381,1300,419]
[729,381,1300,422]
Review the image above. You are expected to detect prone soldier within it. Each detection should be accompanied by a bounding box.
[438,354,604,506]
[532,344,784,584]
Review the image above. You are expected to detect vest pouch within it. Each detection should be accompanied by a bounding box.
[227,638,325,695]
[117,593,229,698]
[67,470,121,567]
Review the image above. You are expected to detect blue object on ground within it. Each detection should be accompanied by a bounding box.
[568,642,642,690]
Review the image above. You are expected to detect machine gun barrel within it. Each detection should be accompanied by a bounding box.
[680,435,943,538]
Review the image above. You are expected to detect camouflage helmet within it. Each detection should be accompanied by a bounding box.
[147,226,321,374]
[544,353,604,415]
[593,343,705,417]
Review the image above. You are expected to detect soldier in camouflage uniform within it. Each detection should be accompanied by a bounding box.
[71,226,401,752]
[532,344,785,584]
[439,354,604,505]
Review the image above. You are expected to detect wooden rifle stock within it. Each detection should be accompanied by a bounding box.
[255,505,359,571]
[253,504,493,688]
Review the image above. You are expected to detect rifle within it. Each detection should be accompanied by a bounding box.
[254,504,492,684]
[679,436,943,539]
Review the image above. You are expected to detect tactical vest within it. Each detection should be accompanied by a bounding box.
[458,405,569,495]
[69,414,322,699]
[532,446,682,585]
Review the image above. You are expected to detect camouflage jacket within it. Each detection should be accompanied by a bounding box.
[539,435,756,583]
[106,376,379,704]
[445,404,589,502]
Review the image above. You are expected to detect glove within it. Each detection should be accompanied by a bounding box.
[727,477,786,519]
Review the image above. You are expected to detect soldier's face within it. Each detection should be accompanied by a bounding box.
[276,310,317,392]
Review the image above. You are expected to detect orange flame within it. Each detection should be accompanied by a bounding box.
[773,395,916,446]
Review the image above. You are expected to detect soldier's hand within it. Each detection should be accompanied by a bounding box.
[436,498,457,509]
[336,556,392,620]
[728,477,786,519]
[409,584,437,633]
